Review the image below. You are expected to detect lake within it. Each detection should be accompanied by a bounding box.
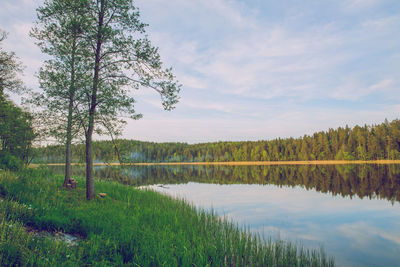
[50,164,400,266]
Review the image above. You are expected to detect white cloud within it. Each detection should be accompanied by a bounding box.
[177,74,207,89]
[181,98,234,114]
[331,77,397,100]
[143,0,399,105]
[342,0,381,11]
[369,78,395,91]
[202,0,251,28]
[362,15,399,29]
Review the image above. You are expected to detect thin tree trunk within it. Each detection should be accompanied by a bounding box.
[86,0,104,200]
[64,108,73,186]
[64,35,77,187]
[85,129,95,199]
[112,135,122,164]
[101,115,123,164]
[86,101,97,200]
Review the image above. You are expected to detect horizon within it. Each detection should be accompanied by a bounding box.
[1,0,399,143]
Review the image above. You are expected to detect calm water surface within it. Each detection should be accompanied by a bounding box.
[51,164,400,266]
[149,183,400,266]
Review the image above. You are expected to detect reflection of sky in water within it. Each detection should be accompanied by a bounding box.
[149,183,400,266]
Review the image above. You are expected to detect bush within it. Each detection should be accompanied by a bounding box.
[0,151,22,171]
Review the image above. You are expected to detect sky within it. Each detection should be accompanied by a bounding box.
[0,0,399,143]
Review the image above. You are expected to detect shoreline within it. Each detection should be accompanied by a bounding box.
[29,159,400,167]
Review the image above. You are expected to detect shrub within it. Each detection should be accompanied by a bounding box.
[0,151,22,171]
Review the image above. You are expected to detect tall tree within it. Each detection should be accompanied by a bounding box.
[31,0,92,187]
[80,0,180,199]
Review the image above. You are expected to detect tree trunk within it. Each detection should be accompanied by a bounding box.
[85,0,104,200]
[85,129,95,199]
[63,35,77,187]
[63,105,73,187]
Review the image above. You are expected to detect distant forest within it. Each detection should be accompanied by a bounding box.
[32,119,400,163]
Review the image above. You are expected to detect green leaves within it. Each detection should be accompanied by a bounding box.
[89,0,181,116]
[0,98,35,166]
[32,0,181,142]
[0,31,25,97]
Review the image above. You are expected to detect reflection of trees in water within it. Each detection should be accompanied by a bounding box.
[50,164,400,203]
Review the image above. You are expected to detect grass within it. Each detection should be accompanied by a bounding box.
[0,168,335,266]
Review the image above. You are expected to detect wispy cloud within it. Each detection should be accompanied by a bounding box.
[341,0,381,11]
[144,0,399,105]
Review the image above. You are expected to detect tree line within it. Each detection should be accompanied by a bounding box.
[32,118,400,164]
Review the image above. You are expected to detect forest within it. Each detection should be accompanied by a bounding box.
[32,118,400,163]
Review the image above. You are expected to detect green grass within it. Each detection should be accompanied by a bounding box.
[0,168,335,266]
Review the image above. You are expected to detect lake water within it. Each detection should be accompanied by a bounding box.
[51,164,400,266]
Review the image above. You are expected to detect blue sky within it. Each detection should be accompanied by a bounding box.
[1,0,399,143]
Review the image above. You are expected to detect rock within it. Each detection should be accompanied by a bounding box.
[65,178,78,189]
[70,180,77,189]
[98,193,107,198]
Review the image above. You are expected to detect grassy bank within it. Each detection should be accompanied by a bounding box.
[0,168,334,266]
